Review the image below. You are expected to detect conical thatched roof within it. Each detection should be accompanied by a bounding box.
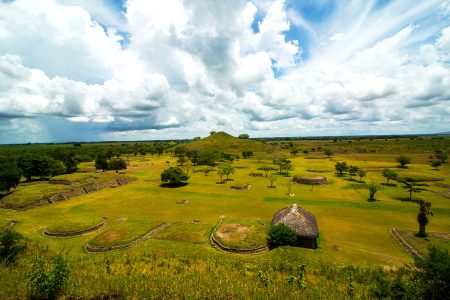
[271,204,318,239]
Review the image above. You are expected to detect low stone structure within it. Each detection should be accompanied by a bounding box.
[271,204,319,249]
[231,184,252,190]
[293,175,329,185]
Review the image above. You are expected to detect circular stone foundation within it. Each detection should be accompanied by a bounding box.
[293,175,329,185]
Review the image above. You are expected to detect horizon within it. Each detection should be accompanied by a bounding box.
[0,0,449,143]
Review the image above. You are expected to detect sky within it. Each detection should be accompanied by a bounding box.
[0,0,449,143]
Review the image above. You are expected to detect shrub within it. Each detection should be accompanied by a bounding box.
[28,253,70,300]
[396,155,411,168]
[161,167,189,185]
[109,158,127,173]
[0,229,26,265]
[267,224,297,249]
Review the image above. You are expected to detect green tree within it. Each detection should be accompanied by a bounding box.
[0,158,22,191]
[49,160,66,176]
[109,158,127,173]
[161,167,189,185]
[348,165,359,180]
[17,155,54,181]
[0,229,26,265]
[324,149,333,158]
[397,177,426,201]
[177,155,187,166]
[268,174,277,188]
[267,224,297,249]
[258,165,274,177]
[238,134,249,139]
[368,183,378,201]
[95,154,109,172]
[358,169,367,182]
[242,150,254,158]
[335,161,348,176]
[381,168,398,184]
[396,155,411,168]
[218,162,235,181]
[417,200,433,237]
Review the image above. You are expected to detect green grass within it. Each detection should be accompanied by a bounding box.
[213,218,269,249]
[87,220,162,248]
[0,183,72,208]
[46,216,104,234]
[397,230,450,256]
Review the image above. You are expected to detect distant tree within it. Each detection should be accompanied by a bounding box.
[335,161,348,176]
[238,134,249,139]
[283,161,294,176]
[174,145,188,157]
[95,154,109,172]
[254,152,265,162]
[222,153,235,163]
[381,169,398,185]
[202,167,215,176]
[17,155,54,181]
[417,200,433,237]
[109,158,127,173]
[357,169,367,183]
[302,149,309,154]
[242,150,254,158]
[217,168,225,184]
[348,165,359,180]
[273,158,291,175]
[218,162,234,181]
[161,167,189,185]
[397,177,426,201]
[324,149,333,158]
[49,160,66,176]
[0,158,22,191]
[290,148,299,155]
[396,155,411,168]
[197,152,217,166]
[209,131,216,136]
[192,137,201,141]
[177,155,187,166]
[267,224,297,249]
[258,165,274,177]
[268,174,277,188]
[434,149,448,164]
[431,160,441,170]
[368,183,378,201]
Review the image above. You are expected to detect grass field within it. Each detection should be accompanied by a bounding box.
[0,135,449,298]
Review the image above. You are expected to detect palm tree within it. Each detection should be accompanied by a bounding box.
[417,200,433,237]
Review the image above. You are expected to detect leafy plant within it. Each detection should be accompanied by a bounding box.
[267,224,296,249]
[0,229,26,265]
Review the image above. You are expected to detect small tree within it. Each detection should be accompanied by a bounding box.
[0,229,26,265]
[242,150,254,158]
[348,166,359,180]
[396,155,411,168]
[368,183,378,201]
[268,174,277,188]
[267,224,297,249]
[161,167,189,186]
[258,165,273,177]
[381,168,398,185]
[177,155,187,166]
[417,200,433,237]
[397,177,426,201]
[335,161,348,176]
[324,149,333,158]
[202,167,215,176]
[238,134,249,139]
[431,160,441,170]
[109,158,127,173]
[218,162,235,181]
[358,169,367,183]
[95,155,109,172]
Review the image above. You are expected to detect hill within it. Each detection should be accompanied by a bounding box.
[185,132,266,153]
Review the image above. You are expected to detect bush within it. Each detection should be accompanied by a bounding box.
[109,158,127,173]
[0,157,22,191]
[161,167,189,186]
[0,229,26,265]
[267,224,297,249]
[28,253,70,300]
[396,155,411,168]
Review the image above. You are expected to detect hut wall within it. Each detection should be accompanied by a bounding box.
[296,237,318,249]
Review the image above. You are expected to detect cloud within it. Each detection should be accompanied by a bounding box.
[0,0,449,143]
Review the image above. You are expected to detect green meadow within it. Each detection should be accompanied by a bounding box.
[0,134,449,298]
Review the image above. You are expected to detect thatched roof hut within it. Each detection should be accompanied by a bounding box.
[271,204,319,249]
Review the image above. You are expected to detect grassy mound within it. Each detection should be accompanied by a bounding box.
[185,132,265,153]
[396,230,450,256]
[45,217,105,235]
[213,219,268,249]
[0,183,72,209]
[87,220,162,248]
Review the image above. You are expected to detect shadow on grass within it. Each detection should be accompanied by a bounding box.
[367,199,380,202]
[216,181,226,184]
[0,191,14,200]
[394,197,420,203]
[381,183,398,187]
[267,186,276,188]
[159,182,188,188]
[224,178,234,182]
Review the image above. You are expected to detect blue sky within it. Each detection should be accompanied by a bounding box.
[0,0,449,143]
